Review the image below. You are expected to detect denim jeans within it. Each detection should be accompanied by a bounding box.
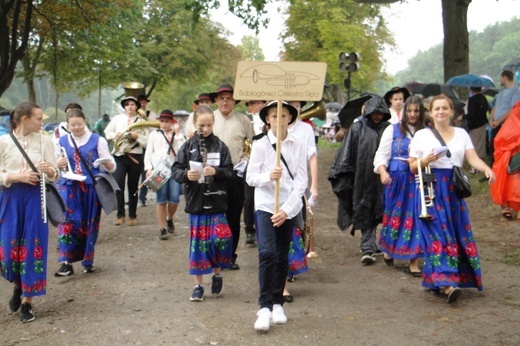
[256,210,294,309]
[360,226,377,255]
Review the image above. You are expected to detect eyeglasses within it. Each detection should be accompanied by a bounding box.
[68,123,85,129]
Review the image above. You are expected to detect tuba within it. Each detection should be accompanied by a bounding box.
[300,101,326,121]
[121,82,145,98]
[114,109,160,153]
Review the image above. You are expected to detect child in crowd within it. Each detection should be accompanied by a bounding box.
[384,87,410,124]
[144,110,185,240]
[246,101,308,332]
[171,105,234,302]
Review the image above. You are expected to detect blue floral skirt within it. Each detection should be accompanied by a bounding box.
[379,170,423,260]
[0,184,48,297]
[415,169,483,291]
[188,213,233,275]
[57,182,101,267]
[288,227,309,276]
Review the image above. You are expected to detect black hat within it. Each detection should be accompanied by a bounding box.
[120,96,141,110]
[137,94,150,102]
[259,101,298,125]
[383,87,410,106]
[245,100,267,107]
[194,93,212,105]
[288,101,307,108]
[210,84,241,105]
[158,109,177,123]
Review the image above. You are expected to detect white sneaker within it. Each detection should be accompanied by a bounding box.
[272,304,287,324]
[254,308,272,331]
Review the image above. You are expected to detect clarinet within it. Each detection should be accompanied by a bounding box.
[197,128,211,193]
[40,131,48,224]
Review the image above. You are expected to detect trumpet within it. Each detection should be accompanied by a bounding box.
[415,158,435,220]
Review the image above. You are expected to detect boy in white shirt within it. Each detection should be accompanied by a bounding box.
[246,101,308,332]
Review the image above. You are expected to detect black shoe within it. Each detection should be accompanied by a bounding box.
[190,285,204,302]
[9,286,22,313]
[283,295,294,303]
[55,263,74,277]
[20,302,35,323]
[83,266,96,273]
[139,200,147,207]
[211,274,223,296]
[159,228,168,240]
[245,233,255,245]
[229,262,240,270]
[166,219,175,234]
[361,252,376,265]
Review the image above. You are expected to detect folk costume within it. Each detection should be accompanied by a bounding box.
[172,132,234,274]
[409,128,483,291]
[57,132,115,269]
[374,124,422,260]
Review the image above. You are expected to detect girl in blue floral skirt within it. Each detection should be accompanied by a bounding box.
[172,105,234,302]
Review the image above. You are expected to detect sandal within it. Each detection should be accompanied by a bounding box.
[383,256,394,266]
[501,206,513,219]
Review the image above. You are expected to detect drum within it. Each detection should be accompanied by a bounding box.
[142,161,172,192]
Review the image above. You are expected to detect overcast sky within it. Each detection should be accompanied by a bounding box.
[212,0,520,74]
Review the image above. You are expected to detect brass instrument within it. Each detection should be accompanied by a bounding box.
[303,196,318,258]
[242,137,252,159]
[121,82,145,98]
[113,113,160,154]
[415,158,435,220]
[300,101,326,121]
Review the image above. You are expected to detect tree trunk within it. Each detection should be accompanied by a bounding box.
[442,0,471,82]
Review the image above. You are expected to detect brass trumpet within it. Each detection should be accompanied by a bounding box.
[415,158,435,220]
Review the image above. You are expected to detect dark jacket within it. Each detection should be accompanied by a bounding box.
[328,96,390,233]
[172,133,234,214]
[465,93,489,130]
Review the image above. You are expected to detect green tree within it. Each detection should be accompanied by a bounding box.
[238,35,265,61]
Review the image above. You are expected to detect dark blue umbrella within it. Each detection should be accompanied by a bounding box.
[412,83,459,100]
[446,74,495,88]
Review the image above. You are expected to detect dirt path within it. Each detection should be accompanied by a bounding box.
[1,145,519,345]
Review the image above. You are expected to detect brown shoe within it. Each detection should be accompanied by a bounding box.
[128,218,137,226]
[114,217,125,226]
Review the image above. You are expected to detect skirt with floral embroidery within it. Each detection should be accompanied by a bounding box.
[57,182,101,267]
[0,184,48,297]
[188,213,233,275]
[288,227,308,277]
[379,170,423,260]
[415,168,483,291]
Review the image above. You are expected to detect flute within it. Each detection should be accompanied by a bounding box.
[40,131,47,224]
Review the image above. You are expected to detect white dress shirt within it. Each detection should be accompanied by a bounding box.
[144,129,186,171]
[246,131,307,219]
[104,113,150,156]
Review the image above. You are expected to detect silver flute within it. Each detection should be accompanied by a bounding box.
[40,131,47,223]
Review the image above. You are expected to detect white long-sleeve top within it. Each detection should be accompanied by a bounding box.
[288,119,317,161]
[246,131,307,219]
[373,124,415,173]
[104,113,150,156]
[60,130,116,173]
[144,129,186,171]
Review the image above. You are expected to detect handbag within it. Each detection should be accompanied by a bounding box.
[9,133,67,226]
[64,131,120,215]
[430,128,472,199]
[508,152,520,174]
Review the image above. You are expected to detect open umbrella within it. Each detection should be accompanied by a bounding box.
[503,57,520,72]
[412,83,459,100]
[446,74,495,88]
[482,88,499,97]
[337,95,372,129]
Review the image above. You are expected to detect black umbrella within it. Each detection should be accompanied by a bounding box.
[503,57,520,72]
[412,83,459,99]
[337,95,372,129]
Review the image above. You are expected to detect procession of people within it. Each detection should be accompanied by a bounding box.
[1,69,519,333]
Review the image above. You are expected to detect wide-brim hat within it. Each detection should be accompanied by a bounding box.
[194,93,212,105]
[245,100,267,107]
[259,101,298,125]
[137,94,150,102]
[120,96,141,110]
[158,109,177,123]
[383,87,410,106]
[209,84,241,105]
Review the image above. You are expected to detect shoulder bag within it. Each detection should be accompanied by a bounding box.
[9,133,66,226]
[430,128,472,198]
[508,152,520,174]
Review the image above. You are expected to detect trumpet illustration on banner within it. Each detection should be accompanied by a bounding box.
[240,64,319,89]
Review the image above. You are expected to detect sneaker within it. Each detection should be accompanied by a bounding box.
[166,219,175,234]
[159,228,168,240]
[20,302,35,323]
[9,286,22,313]
[190,285,204,302]
[83,266,96,273]
[229,262,240,270]
[55,263,74,277]
[211,274,223,296]
[360,252,376,265]
[272,304,287,324]
[254,308,272,331]
[245,233,255,245]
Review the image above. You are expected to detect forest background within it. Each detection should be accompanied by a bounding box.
[1,0,519,128]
